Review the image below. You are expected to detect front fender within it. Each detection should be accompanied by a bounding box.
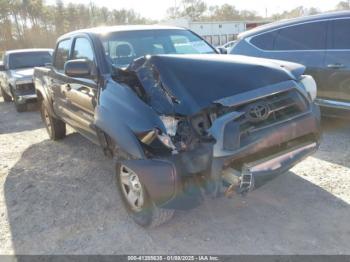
[119,159,177,207]
[34,71,57,117]
[94,79,165,159]
[95,104,146,159]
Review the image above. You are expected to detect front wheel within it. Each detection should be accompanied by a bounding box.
[1,86,12,102]
[11,88,27,112]
[116,163,174,228]
[14,99,27,112]
[40,102,66,140]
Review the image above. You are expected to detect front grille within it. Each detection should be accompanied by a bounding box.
[16,83,34,92]
[220,90,309,150]
[238,90,308,135]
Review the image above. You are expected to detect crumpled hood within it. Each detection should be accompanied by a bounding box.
[134,54,305,115]
[10,68,34,80]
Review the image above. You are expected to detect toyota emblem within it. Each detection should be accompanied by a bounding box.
[246,102,270,122]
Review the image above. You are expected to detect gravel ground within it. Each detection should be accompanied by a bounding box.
[0,97,349,255]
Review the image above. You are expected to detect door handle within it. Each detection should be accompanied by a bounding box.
[65,84,71,91]
[327,63,345,69]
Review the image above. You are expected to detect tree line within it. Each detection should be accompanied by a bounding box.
[1,0,350,52]
[0,0,153,51]
[167,0,350,21]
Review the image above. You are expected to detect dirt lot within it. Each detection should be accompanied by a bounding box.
[0,97,349,255]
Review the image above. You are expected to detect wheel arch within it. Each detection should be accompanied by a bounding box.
[8,83,15,97]
[35,79,57,118]
[94,106,146,160]
[36,88,44,103]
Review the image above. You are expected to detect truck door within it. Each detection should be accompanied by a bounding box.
[63,36,99,143]
[51,38,73,123]
[322,18,350,102]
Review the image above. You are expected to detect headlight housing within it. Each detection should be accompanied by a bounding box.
[139,129,176,150]
[300,75,317,101]
[159,116,179,136]
[157,132,176,150]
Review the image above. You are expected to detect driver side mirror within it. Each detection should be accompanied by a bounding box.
[0,63,5,71]
[64,59,91,78]
[217,47,228,54]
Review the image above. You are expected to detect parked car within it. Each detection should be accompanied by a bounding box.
[230,11,350,118]
[34,25,320,227]
[218,40,237,52]
[0,49,53,112]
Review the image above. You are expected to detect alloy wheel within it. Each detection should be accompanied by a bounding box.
[120,165,145,212]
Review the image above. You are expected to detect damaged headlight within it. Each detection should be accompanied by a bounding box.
[157,132,176,150]
[139,129,176,150]
[160,116,179,136]
[300,75,317,101]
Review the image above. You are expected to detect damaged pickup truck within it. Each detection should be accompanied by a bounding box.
[34,25,321,227]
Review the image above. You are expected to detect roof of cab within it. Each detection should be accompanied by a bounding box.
[58,24,186,40]
[5,48,53,55]
[239,10,350,39]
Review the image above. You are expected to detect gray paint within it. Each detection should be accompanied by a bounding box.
[94,78,166,159]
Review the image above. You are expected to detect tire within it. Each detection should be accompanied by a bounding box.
[12,91,27,112]
[116,163,175,228]
[14,100,27,112]
[40,102,66,140]
[0,86,12,102]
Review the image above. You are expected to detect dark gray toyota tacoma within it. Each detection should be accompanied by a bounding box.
[34,25,321,227]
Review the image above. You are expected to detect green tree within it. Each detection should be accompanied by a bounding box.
[208,4,240,21]
[54,0,65,35]
[336,1,350,10]
[182,0,207,20]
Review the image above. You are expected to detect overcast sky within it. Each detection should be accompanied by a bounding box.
[46,0,341,20]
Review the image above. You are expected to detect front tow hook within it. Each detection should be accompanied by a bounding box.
[237,166,255,195]
[222,142,318,198]
[222,167,254,198]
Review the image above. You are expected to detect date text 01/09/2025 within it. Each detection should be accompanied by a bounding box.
[127,255,219,261]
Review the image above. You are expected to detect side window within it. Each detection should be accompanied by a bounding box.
[331,19,350,50]
[72,38,95,63]
[250,31,278,50]
[274,22,327,50]
[54,39,71,71]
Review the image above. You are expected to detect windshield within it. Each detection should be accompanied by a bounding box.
[99,29,216,68]
[9,52,52,69]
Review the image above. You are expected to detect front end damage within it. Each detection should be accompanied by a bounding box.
[112,54,321,210]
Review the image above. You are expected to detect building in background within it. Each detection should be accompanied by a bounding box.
[161,18,270,46]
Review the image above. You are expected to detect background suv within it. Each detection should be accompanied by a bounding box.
[231,11,350,118]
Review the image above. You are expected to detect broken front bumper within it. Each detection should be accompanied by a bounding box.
[121,104,320,210]
[121,139,318,211]
[238,141,318,192]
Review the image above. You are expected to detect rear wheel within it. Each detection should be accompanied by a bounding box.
[40,102,66,140]
[116,163,174,228]
[0,86,12,102]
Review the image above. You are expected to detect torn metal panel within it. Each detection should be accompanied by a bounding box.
[135,54,305,115]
